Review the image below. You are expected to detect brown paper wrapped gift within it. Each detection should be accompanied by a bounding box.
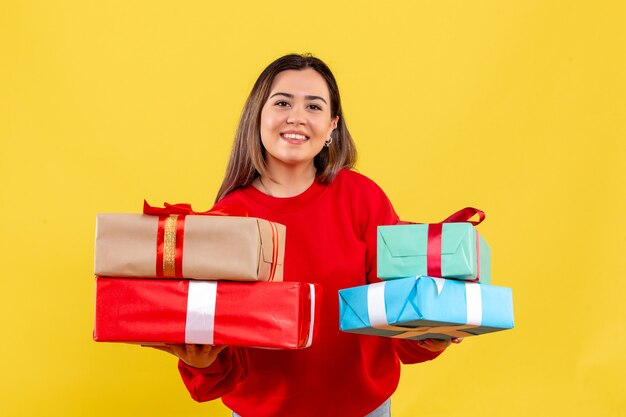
[95,213,285,281]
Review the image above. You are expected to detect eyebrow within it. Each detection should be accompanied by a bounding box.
[269,92,328,105]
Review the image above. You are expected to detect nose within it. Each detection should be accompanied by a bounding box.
[286,105,306,125]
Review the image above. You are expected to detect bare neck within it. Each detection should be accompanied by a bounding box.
[255,163,316,198]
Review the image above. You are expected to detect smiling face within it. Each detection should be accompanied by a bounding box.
[259,68,339,173]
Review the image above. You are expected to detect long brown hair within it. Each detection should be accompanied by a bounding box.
[215,53,357,202]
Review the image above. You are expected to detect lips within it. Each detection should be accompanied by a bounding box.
[279,131,310,146]
[281,132,309,141]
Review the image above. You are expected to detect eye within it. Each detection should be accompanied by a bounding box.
[274,100,290,107]
[308,104,323,111]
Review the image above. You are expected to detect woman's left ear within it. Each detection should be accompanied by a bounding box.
[331,116,339,130]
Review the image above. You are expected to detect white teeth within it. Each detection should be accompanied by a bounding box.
[282,133,307,140]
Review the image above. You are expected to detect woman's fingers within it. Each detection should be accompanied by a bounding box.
[165,343,190,358]
[212,345,227,355]
[143,343,227,368]
[418,336,465,352]
[418,338,452,352]
[208,345,227,359]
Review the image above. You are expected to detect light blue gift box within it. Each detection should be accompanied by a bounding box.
[377,223,491,283]
[339,276,513,340]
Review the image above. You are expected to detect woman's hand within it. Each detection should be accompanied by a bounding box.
[146,344,227,369]
[418,338,463,352]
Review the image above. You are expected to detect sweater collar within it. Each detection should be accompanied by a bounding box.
[241,176,326,211]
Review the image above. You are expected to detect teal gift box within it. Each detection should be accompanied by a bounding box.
[339,276,513,340]
[377,222,491,283]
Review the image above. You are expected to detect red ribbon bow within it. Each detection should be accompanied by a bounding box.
[143,200,248,217]
[426,207,485,279]
[142,200,249,279]
[439,207,485,225]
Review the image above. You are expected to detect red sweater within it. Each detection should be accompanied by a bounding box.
[178,169,444,417]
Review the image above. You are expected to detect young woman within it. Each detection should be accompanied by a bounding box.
[158,54,459,417]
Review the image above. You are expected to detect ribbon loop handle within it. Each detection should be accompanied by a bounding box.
[441,207,485,226]
[143,200,248,217]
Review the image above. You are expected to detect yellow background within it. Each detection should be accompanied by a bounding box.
[1,1,624,416]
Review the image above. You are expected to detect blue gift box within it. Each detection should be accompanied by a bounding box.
[339,276,513,340]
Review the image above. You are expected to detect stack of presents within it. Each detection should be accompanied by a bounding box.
[93,203,513,350]
[93,201,318,349]
[340,207,514,341]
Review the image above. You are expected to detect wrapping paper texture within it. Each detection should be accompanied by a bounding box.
[94,277,319,349]
[94,214,285,281]
[339,276,513,340]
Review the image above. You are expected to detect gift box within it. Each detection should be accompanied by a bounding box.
[95,212,285,281]
[339,276,513,340]
[94,277,319,349]
[377,208,491,283]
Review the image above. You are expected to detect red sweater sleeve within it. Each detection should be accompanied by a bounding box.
[358,177,399,285]
[358,175,449,363]
[177,347,249,402]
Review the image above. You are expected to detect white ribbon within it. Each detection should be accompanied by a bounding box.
[432,277,445,294]
[366,277,482,338]
[305,284,315,348]
[305,284,316,348]
[464,281,482,326]
[185,281,217,344]
[367,282,389,328]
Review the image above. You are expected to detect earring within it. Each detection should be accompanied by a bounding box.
[324,136,333,147]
